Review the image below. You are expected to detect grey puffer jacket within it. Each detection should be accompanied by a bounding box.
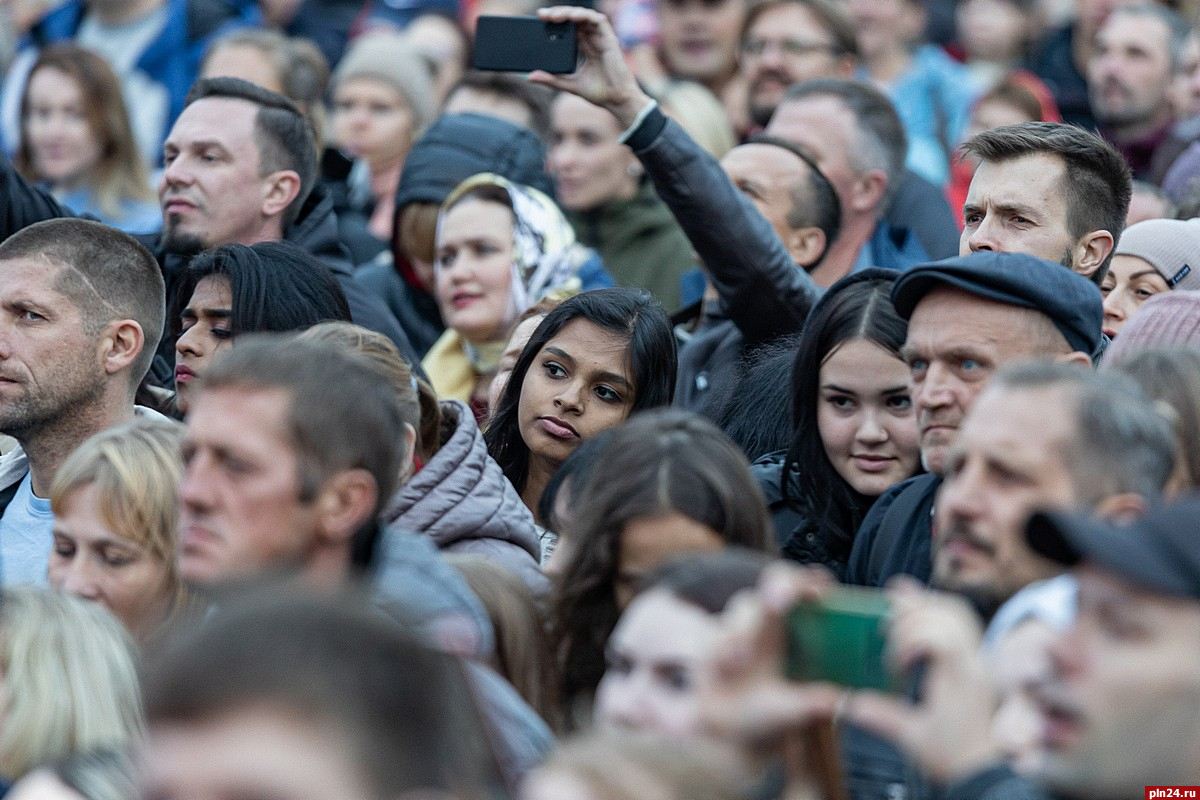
[382,400,547,595]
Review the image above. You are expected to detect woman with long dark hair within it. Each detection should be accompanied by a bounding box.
[548,409,774,728]
[754,269,921,579]
[485,287,676,517]
[171,241,351,414]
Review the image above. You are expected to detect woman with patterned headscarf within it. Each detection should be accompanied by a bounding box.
[424,173,607,420]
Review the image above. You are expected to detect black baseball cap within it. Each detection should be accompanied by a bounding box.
[1026,495,1200,599]
[892,251,1104,357]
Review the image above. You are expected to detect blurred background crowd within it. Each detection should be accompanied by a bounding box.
[1,0,1200,797]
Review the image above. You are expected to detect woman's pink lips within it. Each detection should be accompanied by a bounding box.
[852,455,895,472]
[175,365,196,384]
[538,416,579,439]
[452,293,479,310]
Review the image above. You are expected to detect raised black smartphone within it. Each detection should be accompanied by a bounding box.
[473,16,578,74]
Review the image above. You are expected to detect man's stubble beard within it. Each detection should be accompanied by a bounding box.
[0,362,108,444]
[162,217,208,257]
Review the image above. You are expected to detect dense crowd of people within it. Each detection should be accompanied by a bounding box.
[1,0,1200,796]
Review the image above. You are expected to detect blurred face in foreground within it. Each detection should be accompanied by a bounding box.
[178,386,322,586]
[1031,565,1200,796]
[594,589,721,737]
[49,482,177,640]
[143,704,379,800]
[932,384,1076,614]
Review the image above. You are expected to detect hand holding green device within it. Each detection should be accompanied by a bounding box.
[784,586,900,692]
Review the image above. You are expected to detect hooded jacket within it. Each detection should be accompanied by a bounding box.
[354,112,559,358]
[382,400,547,595]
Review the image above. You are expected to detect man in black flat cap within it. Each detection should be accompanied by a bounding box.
[844,250,1109,590]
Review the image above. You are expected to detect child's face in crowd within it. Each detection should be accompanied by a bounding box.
[594,589,721,738]
[518,319,635,469]
[1100,254,1170,339]
[175,275,234,415]
[435,198,516,345]
[48,482,176,641]
[816,337,921,497]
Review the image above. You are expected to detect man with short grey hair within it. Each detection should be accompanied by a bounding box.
[0,218,166,585]
[764,79,931,283]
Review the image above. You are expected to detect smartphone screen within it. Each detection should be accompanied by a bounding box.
[473,16,578,74]
[784,586,899,692]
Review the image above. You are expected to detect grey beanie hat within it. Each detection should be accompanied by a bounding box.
[1113,218,1200,291]
[332,32,437,139]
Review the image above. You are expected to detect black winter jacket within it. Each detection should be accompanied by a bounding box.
[623,105,819,412]
[844,473,942,588]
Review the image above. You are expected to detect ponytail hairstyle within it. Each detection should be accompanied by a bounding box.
[298,322,436,464]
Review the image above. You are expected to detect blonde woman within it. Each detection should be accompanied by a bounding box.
[48,418,188,642]
[0,588,143,782]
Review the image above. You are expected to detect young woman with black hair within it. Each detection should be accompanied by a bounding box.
[171,241,351,414]
[484,287,677,517]
[753,268,922,579]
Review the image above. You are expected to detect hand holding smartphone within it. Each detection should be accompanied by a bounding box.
[784,586,901,692]
[473,15,578,74]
